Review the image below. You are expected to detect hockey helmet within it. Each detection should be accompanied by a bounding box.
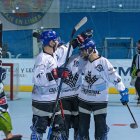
[80,39,96,50]
[40,30,58,46]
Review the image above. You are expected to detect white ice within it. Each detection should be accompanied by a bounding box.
[0,93,140,140]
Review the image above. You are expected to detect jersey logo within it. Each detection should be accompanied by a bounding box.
[73,60,79,67]
[82,88,100,96]
[95,64,104,72]
[36,72,43,78]
[64,72,79,88]
[113,78,121,85]
[55,53,59,60]
[85,71,99,87]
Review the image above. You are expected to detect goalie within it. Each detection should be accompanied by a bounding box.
[0,65,22,140]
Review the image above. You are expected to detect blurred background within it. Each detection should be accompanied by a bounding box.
[1,0,140,59]
[0,0,139,96]
[0,2,140,140]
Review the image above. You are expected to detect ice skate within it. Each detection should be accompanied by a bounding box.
[3,134,22,140]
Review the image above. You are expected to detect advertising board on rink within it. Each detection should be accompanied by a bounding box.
[1,59,135,94]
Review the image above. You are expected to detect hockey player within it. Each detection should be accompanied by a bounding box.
[77,39,129,140]
[130,40,140,105]
[31,30,69,140]
[55,39,69,68]
[0,66,22,140]
[60,48,81,140]
[55,29,93,140]
[54,28,94,67]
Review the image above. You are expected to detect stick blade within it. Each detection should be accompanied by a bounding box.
[71,16,88,38]
[75,16,88,31]
[130,123,138,129]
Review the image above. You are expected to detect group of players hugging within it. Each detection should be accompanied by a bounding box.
[0,29,129,140]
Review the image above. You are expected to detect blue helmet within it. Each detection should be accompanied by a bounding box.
[40,30,58,46]
[80,39,96,50]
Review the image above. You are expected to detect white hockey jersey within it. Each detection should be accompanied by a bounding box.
[55,44,68,67]
[32,52,58,102]
[60,54,82,98]
[55,44,73,67]
[78,56,126,103]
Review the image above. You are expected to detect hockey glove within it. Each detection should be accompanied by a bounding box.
[120,88,129,105]
[0,67,6,83]
[47,68,69,81]
[71,29,93,49]
[80,29,93,39]
[71,38,84,49]
[46,68,58,81]
[57,67,69,79]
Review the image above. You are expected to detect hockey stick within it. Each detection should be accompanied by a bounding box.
[59,100,68,137]
[126,104,138,129]
[49,72,69,138]
[47,17,87,140]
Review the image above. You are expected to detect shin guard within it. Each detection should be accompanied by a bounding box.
[95,126,110,140]
[74,128,78,140]
[30,126,43,140]
[49,131,68,140]
[76,134,89,140]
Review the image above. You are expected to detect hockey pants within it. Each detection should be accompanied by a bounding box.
[61,96,79,140]
[77,101,109,140]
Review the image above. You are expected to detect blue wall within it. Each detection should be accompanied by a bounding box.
[3,12,140,58]
[3,30,33,58]
[55,12,140,58]
[56,12,140,44]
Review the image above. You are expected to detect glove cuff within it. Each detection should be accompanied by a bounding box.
[120,88,128,96]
